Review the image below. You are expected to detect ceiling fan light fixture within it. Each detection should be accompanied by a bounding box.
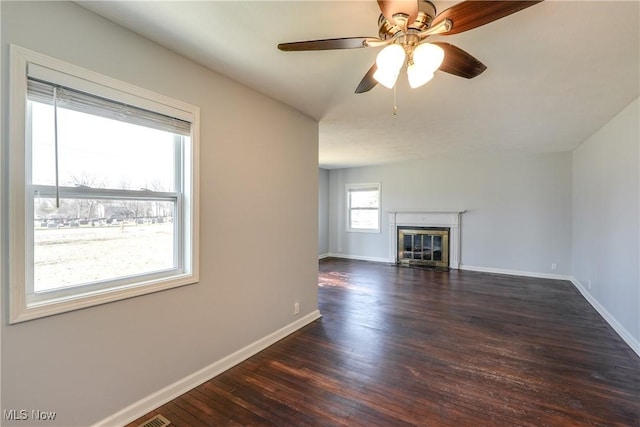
[373,44,406,88]
[278,0,544,94]
[412,42,445,73]
[407,65,434,89]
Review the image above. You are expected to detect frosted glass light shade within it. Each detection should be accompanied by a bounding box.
[373,44,406,89]
[412,42,444,73]
[407,65,434,89]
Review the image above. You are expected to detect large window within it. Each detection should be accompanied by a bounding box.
[346,183,381,233]
[9,46,199,323]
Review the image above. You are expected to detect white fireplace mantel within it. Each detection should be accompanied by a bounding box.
[388,210,465,269]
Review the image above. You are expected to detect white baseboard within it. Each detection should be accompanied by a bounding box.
[96,263,637,427]
[570,278,640,358]
[460,264,572,281]
[460,264,639,358]
[326,253,391,263]
[318,253,330,260]
[93,309,322,427]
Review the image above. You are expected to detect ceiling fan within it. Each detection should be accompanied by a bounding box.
[278,0,542,93]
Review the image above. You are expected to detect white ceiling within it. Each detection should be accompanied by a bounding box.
[78,1,639,169]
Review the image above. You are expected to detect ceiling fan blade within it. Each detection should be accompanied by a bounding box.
[278,37,376,51]
[355,63,379,94]
[431,1,543,35]
[377,0,419,26]
[432,42,487,79]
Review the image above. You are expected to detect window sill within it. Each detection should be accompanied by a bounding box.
[10,272,198,324]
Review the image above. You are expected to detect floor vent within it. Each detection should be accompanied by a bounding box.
[137,414,171,427]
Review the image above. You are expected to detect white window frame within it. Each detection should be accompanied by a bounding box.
[346,183,381,233]
[8,45,200,323]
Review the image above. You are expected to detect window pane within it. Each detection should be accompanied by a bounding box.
[433,235,443,261]
[30,100,180,192]
[350,190,379,208]
[403,235,412,256]
[350,209,379,229]
[33,198,175,292]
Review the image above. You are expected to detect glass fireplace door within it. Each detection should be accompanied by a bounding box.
[398,227,449,268]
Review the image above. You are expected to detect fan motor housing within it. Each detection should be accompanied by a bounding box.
[378,0,436,39]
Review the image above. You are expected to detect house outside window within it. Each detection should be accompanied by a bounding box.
[8,45,200,323]
[346,183,381,233]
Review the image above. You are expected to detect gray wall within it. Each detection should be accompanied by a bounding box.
[327,152,573,275]
[572,98,639,343]
[318,168,330,256]
[323,99,639,350]
[1,2,319,426]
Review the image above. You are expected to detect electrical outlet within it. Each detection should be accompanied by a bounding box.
[587,280,592,289]
[294,301,300,315]
[551,263,557,271]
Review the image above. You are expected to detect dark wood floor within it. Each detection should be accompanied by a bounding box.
[127,258,640,426]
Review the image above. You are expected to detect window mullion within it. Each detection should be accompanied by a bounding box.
[31,185,179,201]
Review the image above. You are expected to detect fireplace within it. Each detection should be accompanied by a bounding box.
[398,226,449,268]
[388,211,464,269]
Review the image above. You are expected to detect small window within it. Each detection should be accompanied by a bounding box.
[346,183,381,233]
[9,45,199,323]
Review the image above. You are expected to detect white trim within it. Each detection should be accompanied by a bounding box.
[318,253,331,260]
[460,264,639,358]
[92,310,322,427]
[570,278,640,358]
[8,45,200,323]
[12,274,198,324]
[459,264,572,281]
[326,253,391,264]
[346,182,381,233]
[331,258,639,357]
[90,263,637,427]
[9,44,29,323]
[25,51,195,122]
[389,210,464,268]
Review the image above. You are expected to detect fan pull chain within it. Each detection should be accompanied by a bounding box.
[53,86,61,208]
[393,84,398,115]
